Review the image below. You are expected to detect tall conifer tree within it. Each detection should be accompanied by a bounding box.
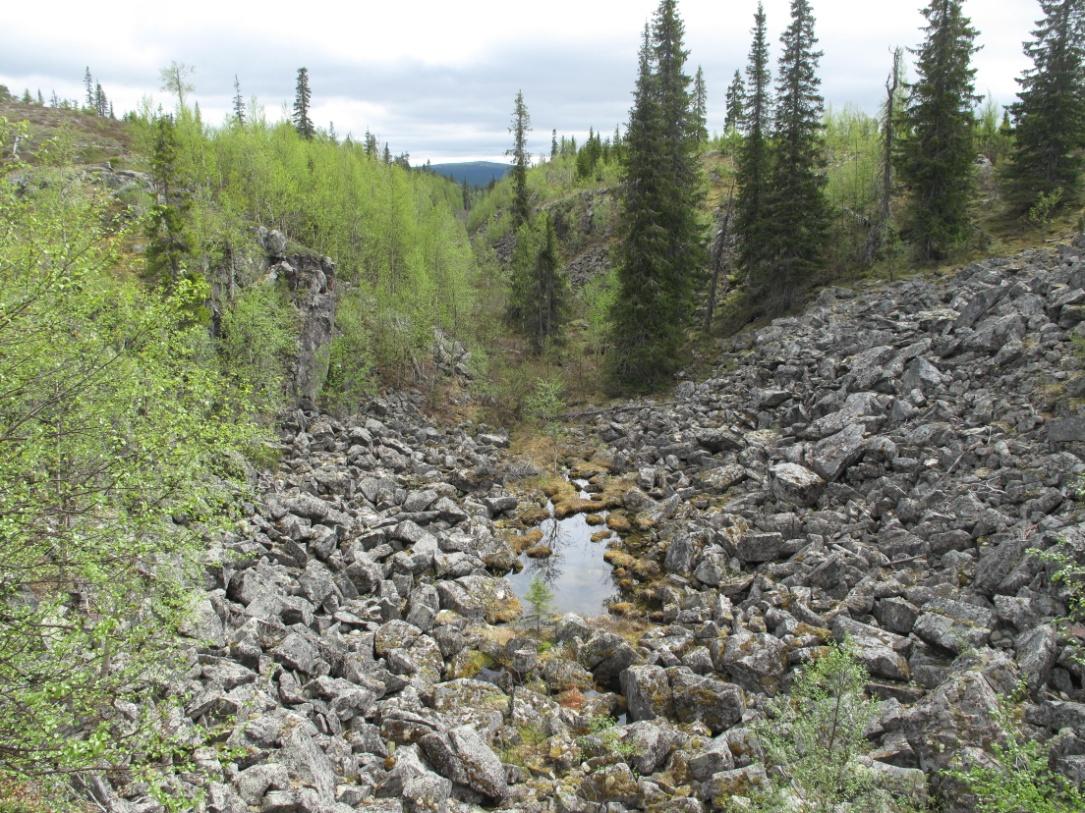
[693,65,709,142]
[293,67,315,140]
[735,3,773,282]
[896,0,980,260]
[145,116,192,286]
[1004,0,1085,213]
[507,90,532,228]
[508,214,569,352]
[765,0,829,308]
[83,67,94,110]
[232,75,246,125]
[725,70,747,133]
[607,0,705,393]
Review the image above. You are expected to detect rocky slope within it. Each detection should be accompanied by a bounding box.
[98,240,1085,813]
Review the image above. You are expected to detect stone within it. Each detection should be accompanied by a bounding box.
[419,726,508,802]
[687,736,735,781]
[579,631,639,689]
[698,464,748,493]
[579,762,640,807]
[703,765,768,798]
[694,427,743,453]
[1015,624,1058,691]
[1049,416,1085,444]
[914,599,994,654]
[770,463,825,507]
[483,495,518,517]
[668,668,745,734]
[903,670,1004,772]
[236,763,290,805]
[735,532,786,564]
[621,665,674,721]
[831,616,911,681]
[620,720,680,775]
[272,632,320,675]
[808,423,866,482]
[717,632,788,695]
[874,597,920,635]
[281,727,337,804]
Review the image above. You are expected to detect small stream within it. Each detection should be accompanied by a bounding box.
[507,478,619,618]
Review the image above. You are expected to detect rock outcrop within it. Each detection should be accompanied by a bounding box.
[98,241,1085,812]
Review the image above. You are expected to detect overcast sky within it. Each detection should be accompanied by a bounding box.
[1,0,1040,164]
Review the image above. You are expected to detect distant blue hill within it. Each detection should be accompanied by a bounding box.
[428,161,511,188]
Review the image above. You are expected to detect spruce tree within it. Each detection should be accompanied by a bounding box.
[508,214,569,352]
[36,89,43,106]
[607,0,705,393]
[94,83,107,117]
[551,128,559,159]
[83,67,94,110]
[1003,0,1085,214]
[764,0,830,309]
[725,70,747,133]
[507,90,532,228]
[293,67,315,140]
[693,65,709,142]
[735,3,774,283]
[896,0,980,261]
[145,116,192,286]
[233,75,246,125]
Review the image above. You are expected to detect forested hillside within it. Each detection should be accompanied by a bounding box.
[2,0,1085,811]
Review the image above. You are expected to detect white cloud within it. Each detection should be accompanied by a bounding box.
[0,0,1041,163]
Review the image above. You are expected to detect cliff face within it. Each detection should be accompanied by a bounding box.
[258,227,338,410]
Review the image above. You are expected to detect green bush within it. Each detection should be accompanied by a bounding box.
[0,168,259,789]
[523,376,566,426]
[750,643,922,812]
[218,281,298,415]
[321,287,377,414]
[946,701,1085,813]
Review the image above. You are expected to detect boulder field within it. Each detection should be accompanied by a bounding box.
[101,241,1085,812]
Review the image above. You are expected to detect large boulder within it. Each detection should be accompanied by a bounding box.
[419,725,509,802]
[621,664,674,721]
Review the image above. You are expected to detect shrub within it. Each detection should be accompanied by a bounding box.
[946,701,1085,813]
[750,643,922,812]
[0,168,259,790]
[218,281,297,415]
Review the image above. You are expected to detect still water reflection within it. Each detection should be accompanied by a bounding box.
[507,479,618,618]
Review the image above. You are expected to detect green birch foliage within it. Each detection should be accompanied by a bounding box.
[764,0,830,309]
[736,3,774,283]
[0,169,258,782]
[144,113,475,389]
[1003,0,1085,214]
[896,0,981,261]
[607,0,706,394]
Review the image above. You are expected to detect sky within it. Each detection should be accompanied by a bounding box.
[0,0,1041,164]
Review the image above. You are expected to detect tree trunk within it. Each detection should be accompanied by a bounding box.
[863,48,902,269]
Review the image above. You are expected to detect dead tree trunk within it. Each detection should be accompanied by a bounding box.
[863,48,902,269]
